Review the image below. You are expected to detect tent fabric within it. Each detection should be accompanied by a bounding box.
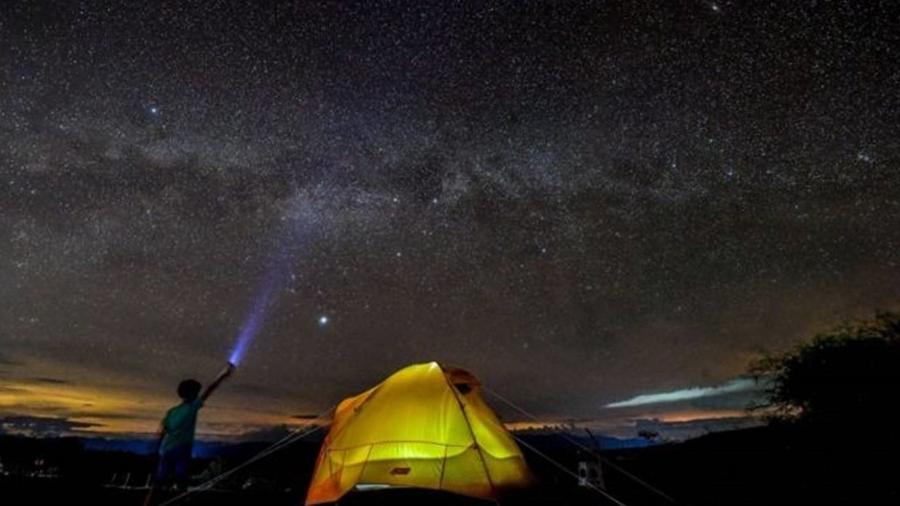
[305,362,533,504]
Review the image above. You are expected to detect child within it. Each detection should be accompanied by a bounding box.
[145,362,235,505]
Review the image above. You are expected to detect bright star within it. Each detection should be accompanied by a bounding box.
[318,315,329,326]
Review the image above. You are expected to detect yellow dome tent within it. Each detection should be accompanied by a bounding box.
[305,362,533,504]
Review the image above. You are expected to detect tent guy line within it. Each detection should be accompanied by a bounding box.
[159,407,334,506]
[510,434,629,506]
[484,386,680,505]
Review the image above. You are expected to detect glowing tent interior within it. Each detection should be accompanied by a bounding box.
[305,362,533,505]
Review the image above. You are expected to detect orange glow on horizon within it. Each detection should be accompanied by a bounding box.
[651,409,750,423]
[0,378,321,437]
[2,371,758,439]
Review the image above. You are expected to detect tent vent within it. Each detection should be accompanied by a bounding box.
[453,382,472,394]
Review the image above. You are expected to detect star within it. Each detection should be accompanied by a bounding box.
[318,315,330,326]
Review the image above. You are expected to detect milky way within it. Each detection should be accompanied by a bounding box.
[1,1,899,437]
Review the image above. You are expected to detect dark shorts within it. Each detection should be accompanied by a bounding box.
[156,444,192,483]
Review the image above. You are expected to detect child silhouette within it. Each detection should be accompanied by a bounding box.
[144,363,235,505]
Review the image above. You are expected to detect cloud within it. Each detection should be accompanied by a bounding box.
[605,378,763,409]
[199,423,321,443]
[0,415,103,437]
[292,413,323,420]
[233,424,297,443]
[65,412,141,421]
[0,352,22,367]
[29,377,72,384]
[0,385,29,394]
[633,415,764,441]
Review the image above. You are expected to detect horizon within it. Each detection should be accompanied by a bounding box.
[0,361,765,440]
[1,409,762,447]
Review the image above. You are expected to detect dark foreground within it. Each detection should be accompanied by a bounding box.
[2,425,898,506]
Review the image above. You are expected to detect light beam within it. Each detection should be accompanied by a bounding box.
[228,273,280,366]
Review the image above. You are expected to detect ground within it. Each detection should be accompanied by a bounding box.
[2,427,898,505]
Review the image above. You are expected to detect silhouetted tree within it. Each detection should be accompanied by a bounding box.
[752,311,900,432]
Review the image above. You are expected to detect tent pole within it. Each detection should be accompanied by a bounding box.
[440,366,498,498]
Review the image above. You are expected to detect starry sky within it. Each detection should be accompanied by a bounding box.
[1,1,899,439]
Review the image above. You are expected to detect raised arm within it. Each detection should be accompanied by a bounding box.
[201,362,236,402]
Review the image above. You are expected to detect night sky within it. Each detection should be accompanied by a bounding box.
[1,1,899,439]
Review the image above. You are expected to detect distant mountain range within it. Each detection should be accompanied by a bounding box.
[79,437,286,458]
[78,431,654,457]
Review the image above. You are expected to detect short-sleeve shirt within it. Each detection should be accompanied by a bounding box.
[160,399,204,455]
